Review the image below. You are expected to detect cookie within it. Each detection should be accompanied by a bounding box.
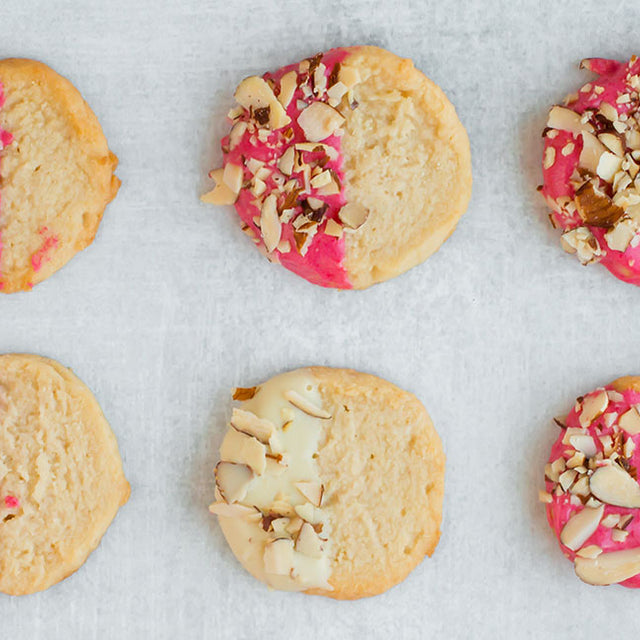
[203,46,472,289]
[0,59,120,293]
[541,377,640,586]
[0,354,129,595]
[209,367,445,599]
[541,57,640,285]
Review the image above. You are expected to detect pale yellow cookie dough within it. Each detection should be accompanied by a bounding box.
[0,354,129,596]
[340,46,472,288]
[0,59,120,293]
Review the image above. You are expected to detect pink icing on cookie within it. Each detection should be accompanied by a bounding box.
[545,384,640,587]
[542,57,640,285]
[221,48,352,289]
[30,227,58,272]
[4,496,19,509]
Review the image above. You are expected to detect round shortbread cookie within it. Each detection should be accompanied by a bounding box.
[0,58,120,293]
[0,354,129,596]
[209,367,445,599]
[542,377,640,587]
[203,46,472,289]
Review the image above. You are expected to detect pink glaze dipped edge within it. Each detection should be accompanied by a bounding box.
[0,82,13,290]
[542,57,640,285]
[545,384,640,588]
[221,48,352,289]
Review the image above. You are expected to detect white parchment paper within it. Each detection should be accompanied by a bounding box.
[2,0,640,637]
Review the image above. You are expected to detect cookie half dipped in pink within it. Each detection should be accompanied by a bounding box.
[541,378,640,587]
[203,46,472,290]
[541,56,640,285]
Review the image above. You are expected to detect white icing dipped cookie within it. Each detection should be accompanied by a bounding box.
[209,367,445,599]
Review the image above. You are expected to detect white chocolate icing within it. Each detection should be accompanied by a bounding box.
[214,369,333,592]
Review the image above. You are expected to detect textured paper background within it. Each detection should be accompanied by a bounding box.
[2,0,640,637]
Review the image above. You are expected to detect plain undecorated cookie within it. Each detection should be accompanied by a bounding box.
[0,354,129,596]
[210,367,445,599]
[203,46,472,289]
[0,58,120,293]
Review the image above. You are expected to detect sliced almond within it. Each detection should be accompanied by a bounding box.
[612,528,630,543]
[327,81,349,107]
[208,502,259,518]
[223,163,244,194]
[625,438,636,458]
[605,217,636,252]
[599,101,619,122]
[220,428,266,475]
[579,391,609,427]
[297,102,345,142]
[310,170,332,189]
[278,146,296,176]
[560,505,604,550]
[324,218,343,238]
[234,76,291,129]
[547,105,590,135]
[567,451,586,469]
[619,514,634,529]
[260,194,281,253]
[598,132,625,157]
[283,389,331,419]
[569,435,598,458]
[559,468,578,491]
[579,131,608,174]
[571,475,591,497]
[271,517,290,535]
[589,464,640,508]
[601,513,621,528]
[214,461,253,503]
[277,71,298,110]
[294,502,323,525]
[597,151,624,182]
[285,516,304,535]
[316,174,341,196]
[619,406,640,435]
[551,456,567,476]
[295,522,324,558]
[575,547,640,585]
[201,168,238,205]
[560,226,602,264]
[263,538,295,575]
[294,481,324,507]
[230,408,276,444]
[228,121,248,150]
[543,147,556,170]
[576,545,603,559]
[338,202,369,230]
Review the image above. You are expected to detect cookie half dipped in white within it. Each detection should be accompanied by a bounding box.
[209,367,445,599]
[203,46,472,289]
